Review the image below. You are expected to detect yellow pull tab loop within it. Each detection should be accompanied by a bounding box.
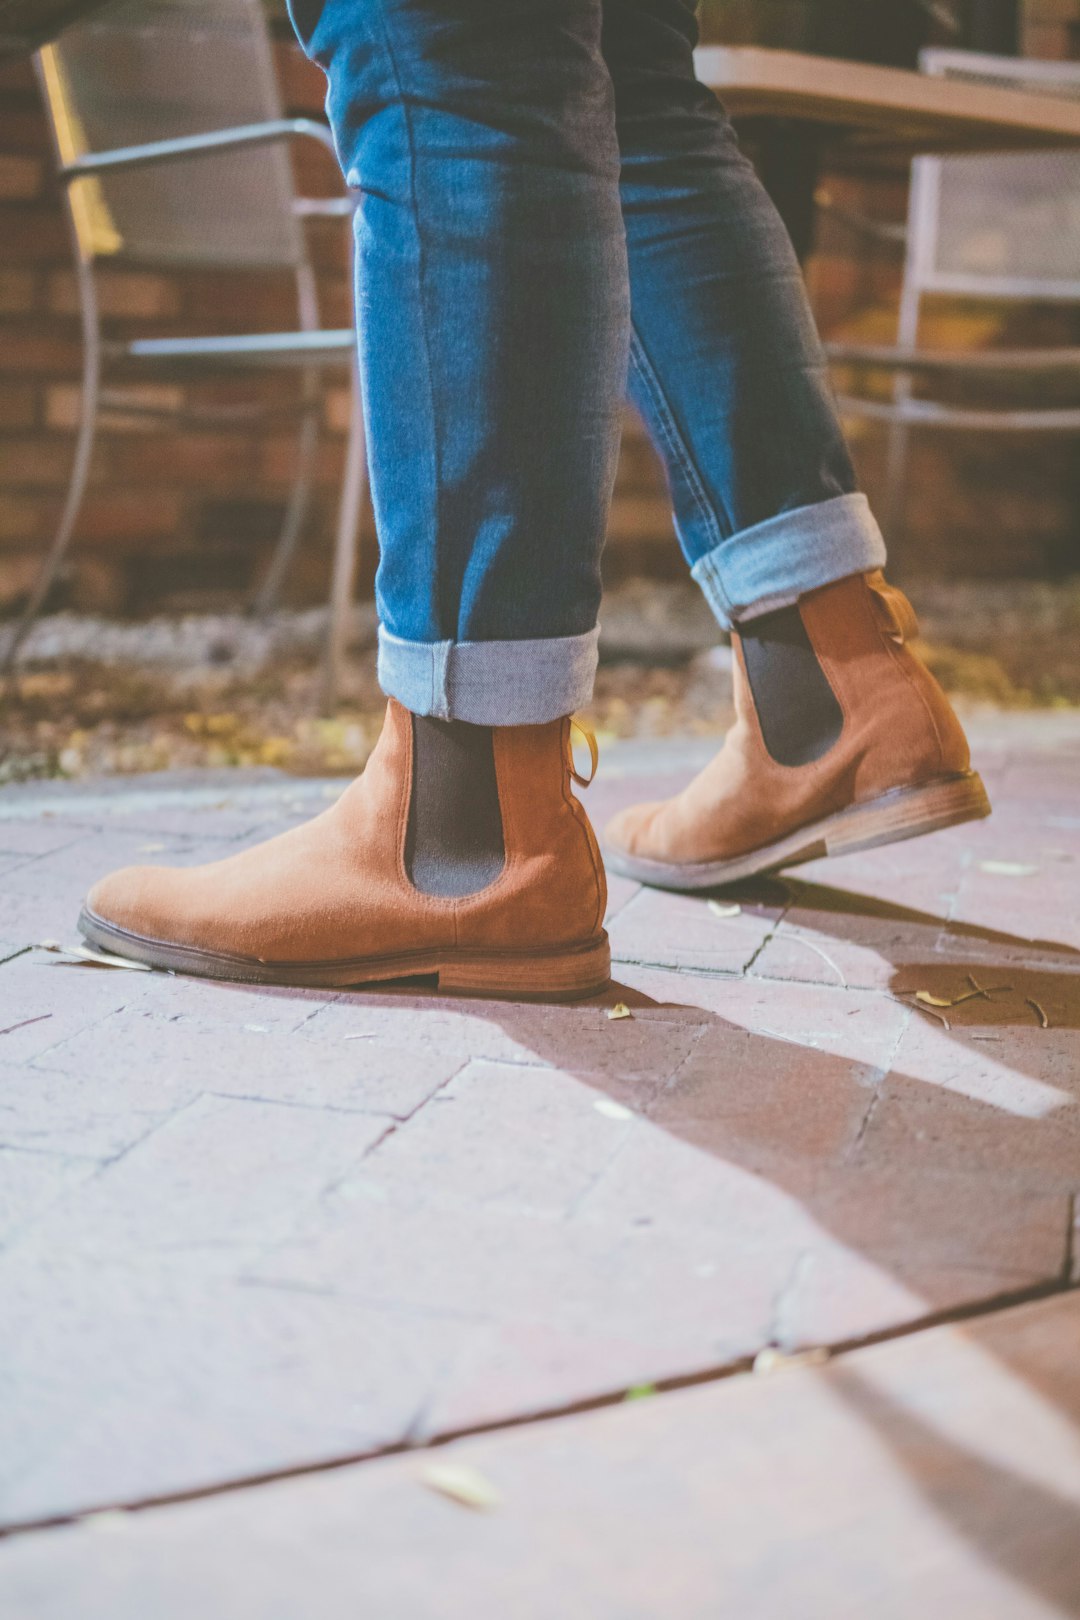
[568,718,599,788]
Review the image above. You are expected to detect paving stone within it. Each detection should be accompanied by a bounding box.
[609,883,785,975]
[645,1022,878,1182]
[134,973,339,1034]
[850,995,1080,1194]
[569,1100,830,1254]
[359,1060,656,1217]
[0,951,149,1065]
[252,1182,781,1433]
[610,965,910,1062]
[0,830,87,881]
[420,1247,779,1436]
[780,1169,1070,1349]
[10,1093,389,1277]
[750,863,966,991]
[694,973,907,1051]
[0,1054,194,1162]
[945,862,1080,966]
[0,1147,99,1246]
[3,1292,1078,1620]
[0,823,87,861]
[300,994,705,1094]
[37,1005,458,1121]
[0,1257,471,1526]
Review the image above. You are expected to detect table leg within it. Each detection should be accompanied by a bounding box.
[752,120,822,265]
[967,0,1020,54]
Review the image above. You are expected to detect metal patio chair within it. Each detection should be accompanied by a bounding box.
[825,48,1080,543]
[4,0,366,709]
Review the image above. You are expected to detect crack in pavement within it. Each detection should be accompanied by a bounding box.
[1,1272,1076,1545]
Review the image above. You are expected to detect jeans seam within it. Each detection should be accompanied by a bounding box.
[629,323,732,560]
[372,0,445,670]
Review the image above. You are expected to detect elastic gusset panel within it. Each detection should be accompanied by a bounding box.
[405,715,506,898]
[740,605,844,768]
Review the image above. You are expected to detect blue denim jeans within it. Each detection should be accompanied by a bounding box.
[288,0,886,723]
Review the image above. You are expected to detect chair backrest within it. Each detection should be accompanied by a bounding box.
[40,0,306,270]
[907,49,1080,304]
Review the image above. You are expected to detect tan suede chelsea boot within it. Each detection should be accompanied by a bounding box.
[604,571,990,890]
[80,699,610,998]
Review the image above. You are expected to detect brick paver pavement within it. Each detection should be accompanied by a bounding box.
[1,712,1078,1607]
[3,1291,1078,1620]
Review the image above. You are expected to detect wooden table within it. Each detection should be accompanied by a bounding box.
[695,46,1080,156]
[694,46,1080,258]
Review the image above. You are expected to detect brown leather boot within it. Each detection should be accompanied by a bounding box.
[80,699,610,998]
[604,572,990,890]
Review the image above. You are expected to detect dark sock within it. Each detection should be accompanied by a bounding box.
[740,604,844,767]
[405,714,506,898]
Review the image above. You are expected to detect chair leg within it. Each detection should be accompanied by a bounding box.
[250,368,322,618]
[882,414,912,543]
[1,259,101,675]
[320,363,367,715]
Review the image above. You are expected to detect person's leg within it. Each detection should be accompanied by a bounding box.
[601,0,989,887]
[295,0,628,718]
[80,0,625,996]
[606,0,878,629]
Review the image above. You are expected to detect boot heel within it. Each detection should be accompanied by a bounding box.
[437,934,611,1001]
[825,771,992,858]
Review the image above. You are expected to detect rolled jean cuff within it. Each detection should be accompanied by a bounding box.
[689,493,887,631]
[378,625,600,725]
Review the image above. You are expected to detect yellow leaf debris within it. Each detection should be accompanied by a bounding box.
[420,1462,501,1512]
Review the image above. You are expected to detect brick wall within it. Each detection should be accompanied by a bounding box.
[1,4,1078,618]
[1024,0,1080,58]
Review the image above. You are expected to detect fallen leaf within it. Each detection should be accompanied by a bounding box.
[607,1003,632,1021]
[915,991,955,1008]
[59,946,152,972]
[753,1346,830,1376]
[79,1510,131,1535]
[707,901,742,919]
[594,1098,633,1121]
[420,1463,501,1512]
[979,861,1039,877]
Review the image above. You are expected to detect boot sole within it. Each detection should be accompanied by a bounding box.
[604,770,992,892]
[76,908,611,1002]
